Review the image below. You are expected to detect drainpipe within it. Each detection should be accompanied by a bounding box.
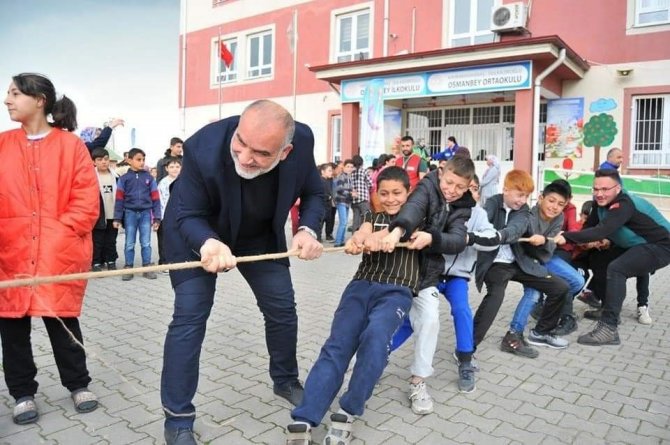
[411,7,416,53]
[383,0,389,57]
[532,48,566,199]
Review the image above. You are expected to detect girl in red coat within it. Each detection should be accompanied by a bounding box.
[0,73,100,424]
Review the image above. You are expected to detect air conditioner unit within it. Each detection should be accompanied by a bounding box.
[491,2,528,33]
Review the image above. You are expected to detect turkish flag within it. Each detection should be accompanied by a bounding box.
[219,41,234,68]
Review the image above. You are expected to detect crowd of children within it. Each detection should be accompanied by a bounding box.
[285,152,670,445]
[2,74,666,444]
[89,143,183,280]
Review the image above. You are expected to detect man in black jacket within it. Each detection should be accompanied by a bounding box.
[556,169,670,345]
[160,100,324,445]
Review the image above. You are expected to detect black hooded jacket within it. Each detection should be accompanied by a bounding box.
[388,169,475,289]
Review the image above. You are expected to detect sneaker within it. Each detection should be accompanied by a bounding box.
[323,412,353,445]
[71,388,98,413]
[527,329,569,349]
[577,290,601,308]
[457,362,476,393]
[326,235,334,241]
[164,426,197,445]
[530,301,544,321]
[13,396,39,425]
[285,422,311,445]
[551,314,578,336]
[121,265,134,281]
[637,305,652,325]
[578,321,621,346]
[91,264,103,272]
[500,331,539,358]
[408,381,433,415]
[583,308,602,320]
[142,264,158,280]
[106,262,117,271]
[333,243,345,248]
[452,351,480,372]
[273,380,304,406]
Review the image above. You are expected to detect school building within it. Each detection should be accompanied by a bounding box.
[178,0,670,182]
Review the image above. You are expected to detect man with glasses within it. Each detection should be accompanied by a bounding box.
[160,100,324,445]
[555,169,670,345]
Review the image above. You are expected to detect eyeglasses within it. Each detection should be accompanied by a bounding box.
[469,186,480,192]
[592,184,619,194]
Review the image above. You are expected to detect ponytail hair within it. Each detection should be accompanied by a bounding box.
[51,95,78,131]
[12,73,78,131]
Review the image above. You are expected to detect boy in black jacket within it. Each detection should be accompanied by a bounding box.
[382,155,475,414]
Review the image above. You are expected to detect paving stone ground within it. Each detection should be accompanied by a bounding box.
[1,229,669,444]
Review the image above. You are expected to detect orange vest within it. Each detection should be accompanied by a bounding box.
[396,154,422,190]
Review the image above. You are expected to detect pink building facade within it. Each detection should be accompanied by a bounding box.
[179,0,670,178]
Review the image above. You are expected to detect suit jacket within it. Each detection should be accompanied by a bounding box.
[163,116,324,285]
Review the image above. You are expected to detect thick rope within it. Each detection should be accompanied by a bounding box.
[0,243,410,290]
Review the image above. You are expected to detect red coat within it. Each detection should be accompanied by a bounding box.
[0,128,99,317]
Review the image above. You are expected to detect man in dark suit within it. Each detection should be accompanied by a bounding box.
[160,100,324,445]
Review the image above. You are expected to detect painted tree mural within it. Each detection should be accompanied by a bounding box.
[583,113,618,171]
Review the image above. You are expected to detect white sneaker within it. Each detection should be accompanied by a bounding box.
[408,381,433,415]
[637,305,652,325]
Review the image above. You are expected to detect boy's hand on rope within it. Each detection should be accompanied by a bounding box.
[407,231,432,250]
[526,234,547,246]
[345,231,367,254]
[200,238,237,273]
[290,230,323,260]
[380,227,403,253]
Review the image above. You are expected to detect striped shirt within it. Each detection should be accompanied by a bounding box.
[353,212,421,294]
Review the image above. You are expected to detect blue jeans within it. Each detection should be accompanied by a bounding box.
[335,203,349,245]
[510,255,585,333]
[123,209,152,266]
[391,277,474,354]
[292,280,412,426]
[162,261,298,429]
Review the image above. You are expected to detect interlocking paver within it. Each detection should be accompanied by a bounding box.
[1,229,669,444]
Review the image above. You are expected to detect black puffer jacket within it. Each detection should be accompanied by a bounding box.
[388,169,475,289]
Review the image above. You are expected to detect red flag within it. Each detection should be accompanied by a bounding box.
[219,41,234,68]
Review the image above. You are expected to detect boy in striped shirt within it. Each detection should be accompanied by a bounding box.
[285,166,421,445]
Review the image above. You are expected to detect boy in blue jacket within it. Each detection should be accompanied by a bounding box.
[113,148,161,280]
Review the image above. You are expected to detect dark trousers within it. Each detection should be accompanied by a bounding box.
[573,247,650,307]
[292,281,412,426]
[161,260,298,429]
[0,316,91,401]
[474,262,570,346]
[321,206,336,238]
[351,201,371,232]
[602,242,670,326]
[92,219,119,265]
[157,223,166,265]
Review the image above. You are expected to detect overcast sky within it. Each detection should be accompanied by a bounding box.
[0,0,181,165]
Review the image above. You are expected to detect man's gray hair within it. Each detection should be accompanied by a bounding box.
[243,100,295,148]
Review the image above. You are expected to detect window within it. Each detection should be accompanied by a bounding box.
[216,39,237,83]
[449,0,496,47]
[630,95,670,167]
[331,115,342,162]
[635,0,670,26]
[248,31,273,78]
[335,9,370,62]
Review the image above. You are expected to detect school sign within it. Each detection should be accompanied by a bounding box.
[341,61,532,103]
